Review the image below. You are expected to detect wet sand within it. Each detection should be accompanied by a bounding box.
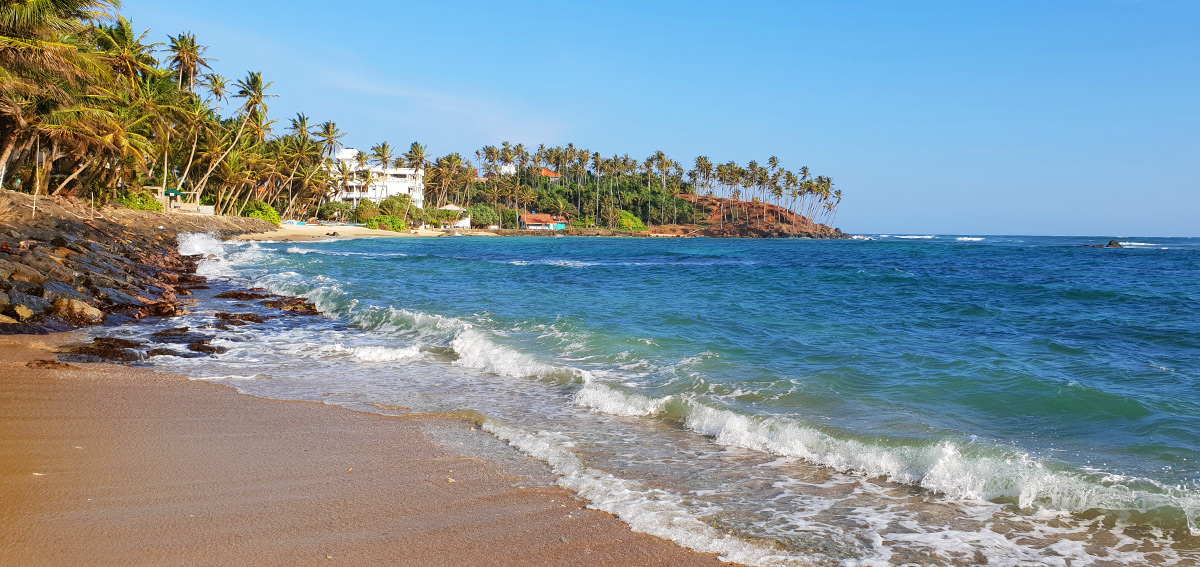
[0,334,725,566]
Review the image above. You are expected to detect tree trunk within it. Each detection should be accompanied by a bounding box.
[52,157,94,196]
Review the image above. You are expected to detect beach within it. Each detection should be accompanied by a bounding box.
[0,333,723,566]
[236,223,501,242]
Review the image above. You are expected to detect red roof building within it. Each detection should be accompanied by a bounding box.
[538,167,562,178]
[520,213,567,230]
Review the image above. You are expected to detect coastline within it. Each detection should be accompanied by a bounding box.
[0,333,725,566]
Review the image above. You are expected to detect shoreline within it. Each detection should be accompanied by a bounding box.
[0,333,726,566]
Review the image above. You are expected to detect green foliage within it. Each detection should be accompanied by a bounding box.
[116,191,164,212]
[243,200,281,225]
[617,210,647,231]
[364,215,407,232]
[353,199,378,223]
[501,208,519,229]
[466,203,498,227]
[378,194,412,217]
[317,201,351,221]
[572,215,596,228]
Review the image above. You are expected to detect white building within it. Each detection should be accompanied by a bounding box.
[328,148,424,208]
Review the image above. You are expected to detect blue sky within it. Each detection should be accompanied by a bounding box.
[123,0,1198,236]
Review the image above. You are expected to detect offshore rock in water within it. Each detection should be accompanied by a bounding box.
[215,312,268,325]
[262,297,320,315]
[1086,239,1123,248]
[214,291,270,300]
[187,340,227,355]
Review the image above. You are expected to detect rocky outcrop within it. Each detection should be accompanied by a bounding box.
[0,189,273,333]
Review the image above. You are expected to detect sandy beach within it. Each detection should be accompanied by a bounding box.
[236,223,500,242]
[0,334,724,566]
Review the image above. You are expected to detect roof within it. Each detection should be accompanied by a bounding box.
[538,167,562,178]
[438,204,466,212]
[520,213,560,225]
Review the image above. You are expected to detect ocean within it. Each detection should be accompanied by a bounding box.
[114,233,1199,566]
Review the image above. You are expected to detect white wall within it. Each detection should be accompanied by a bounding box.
[329,148,425,208]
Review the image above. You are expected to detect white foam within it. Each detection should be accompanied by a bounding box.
[345,344,422,362]
[483,421,809,567]
[956,237,985,242]
[178,232,227,256]
[893,235,935,239]
[1119,242,1159,247]
[574,378,671,417]
[681,401,1197,531]
[451,328,568,380]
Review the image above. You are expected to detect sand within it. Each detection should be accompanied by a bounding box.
[236,223,500,242]
[0,334,725,566]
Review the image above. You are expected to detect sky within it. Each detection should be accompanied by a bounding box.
[121,0,1199,236]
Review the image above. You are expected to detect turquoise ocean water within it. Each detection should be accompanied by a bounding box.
[126,234,1199,566]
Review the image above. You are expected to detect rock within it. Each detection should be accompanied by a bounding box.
[187,341,227,355]
[0,258,47,284]
[214,291,269,300]
[26,359,75,370]
[0,313,17,324]
[6,289,52,321]
[216,312,268,324]
[94,286,144,306]
[263,297,320,315]
[0,290,8,311]
[53,298,104,326]
[42,280,93,305]
[1105,240,1123,248]
[146,348,180,357]
[62,337,142,362]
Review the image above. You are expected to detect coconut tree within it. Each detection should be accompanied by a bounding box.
[315,120,344,158]
[165,32,211,93]
[193,70,274,200]
[94,16,162,90]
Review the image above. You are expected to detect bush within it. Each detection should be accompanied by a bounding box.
[378,194,412,217]
[617,210,647,231]
[317,201,351,221]
[365,215,406,232]
[500,208,519,229]
[116,191,164,212]
[353,200,378,223]
[243,200,281,225]
[466,203,498,228]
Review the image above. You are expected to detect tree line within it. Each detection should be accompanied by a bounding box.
[2,2,842,230]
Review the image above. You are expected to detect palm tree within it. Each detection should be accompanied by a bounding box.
[193,70,274,200]
[165,32,211,93]
[315,120,344,157]
[94,16,162,90]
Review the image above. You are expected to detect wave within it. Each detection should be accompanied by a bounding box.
[957,237,985,242]
[892,235,936,239]
[570,381,1199,533]
[683,402,1198,531]
[574,376,672,417]
[285,246,408,257]
[483,421,804,567]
